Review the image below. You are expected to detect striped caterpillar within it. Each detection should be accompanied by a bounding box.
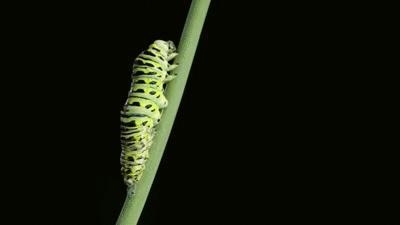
[120,40,178,187]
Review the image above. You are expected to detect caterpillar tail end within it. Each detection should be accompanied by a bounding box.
[127,184,136,197]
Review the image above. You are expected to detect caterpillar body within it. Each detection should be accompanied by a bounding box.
[120,40,178,187]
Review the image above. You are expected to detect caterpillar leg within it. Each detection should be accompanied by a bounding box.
[167,51,178,72]
[165,60,178,82]
[165,74,177,82]
[167,52,178,61]
[168,63,178,72]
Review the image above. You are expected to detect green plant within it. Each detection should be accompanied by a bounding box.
[115,1,211,224]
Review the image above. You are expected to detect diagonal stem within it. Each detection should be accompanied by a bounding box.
[115,1,211,224]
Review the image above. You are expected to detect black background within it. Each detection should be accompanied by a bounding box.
[1,1,398,225]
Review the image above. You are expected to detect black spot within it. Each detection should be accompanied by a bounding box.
[156,95,161,98]
[132,102,140,106]
[133,71,144,75]
[151,109,156,112]
[122,121,136,127]
[150,81,157,85]
[135,59,145,66]
[135,79,145,84]
[145,62,154,67]
[144,50,156,57]
[135,70,157,76]
[157,67,162,70]
[135,89,145,93]
[153,47,161,52]
[145,104,152,109]
[149,91,156,95]
[127,156,134,161]
[142,121,148,126]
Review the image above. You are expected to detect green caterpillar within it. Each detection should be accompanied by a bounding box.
[120,40,178,187]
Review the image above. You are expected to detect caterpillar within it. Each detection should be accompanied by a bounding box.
[120,40,178,187]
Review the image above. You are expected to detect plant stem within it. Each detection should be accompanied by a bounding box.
[115,1,211,224]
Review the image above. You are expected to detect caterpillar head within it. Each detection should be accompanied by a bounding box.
[154,40,176,55]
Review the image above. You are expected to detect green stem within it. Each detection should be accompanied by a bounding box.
[115,1,211,224]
